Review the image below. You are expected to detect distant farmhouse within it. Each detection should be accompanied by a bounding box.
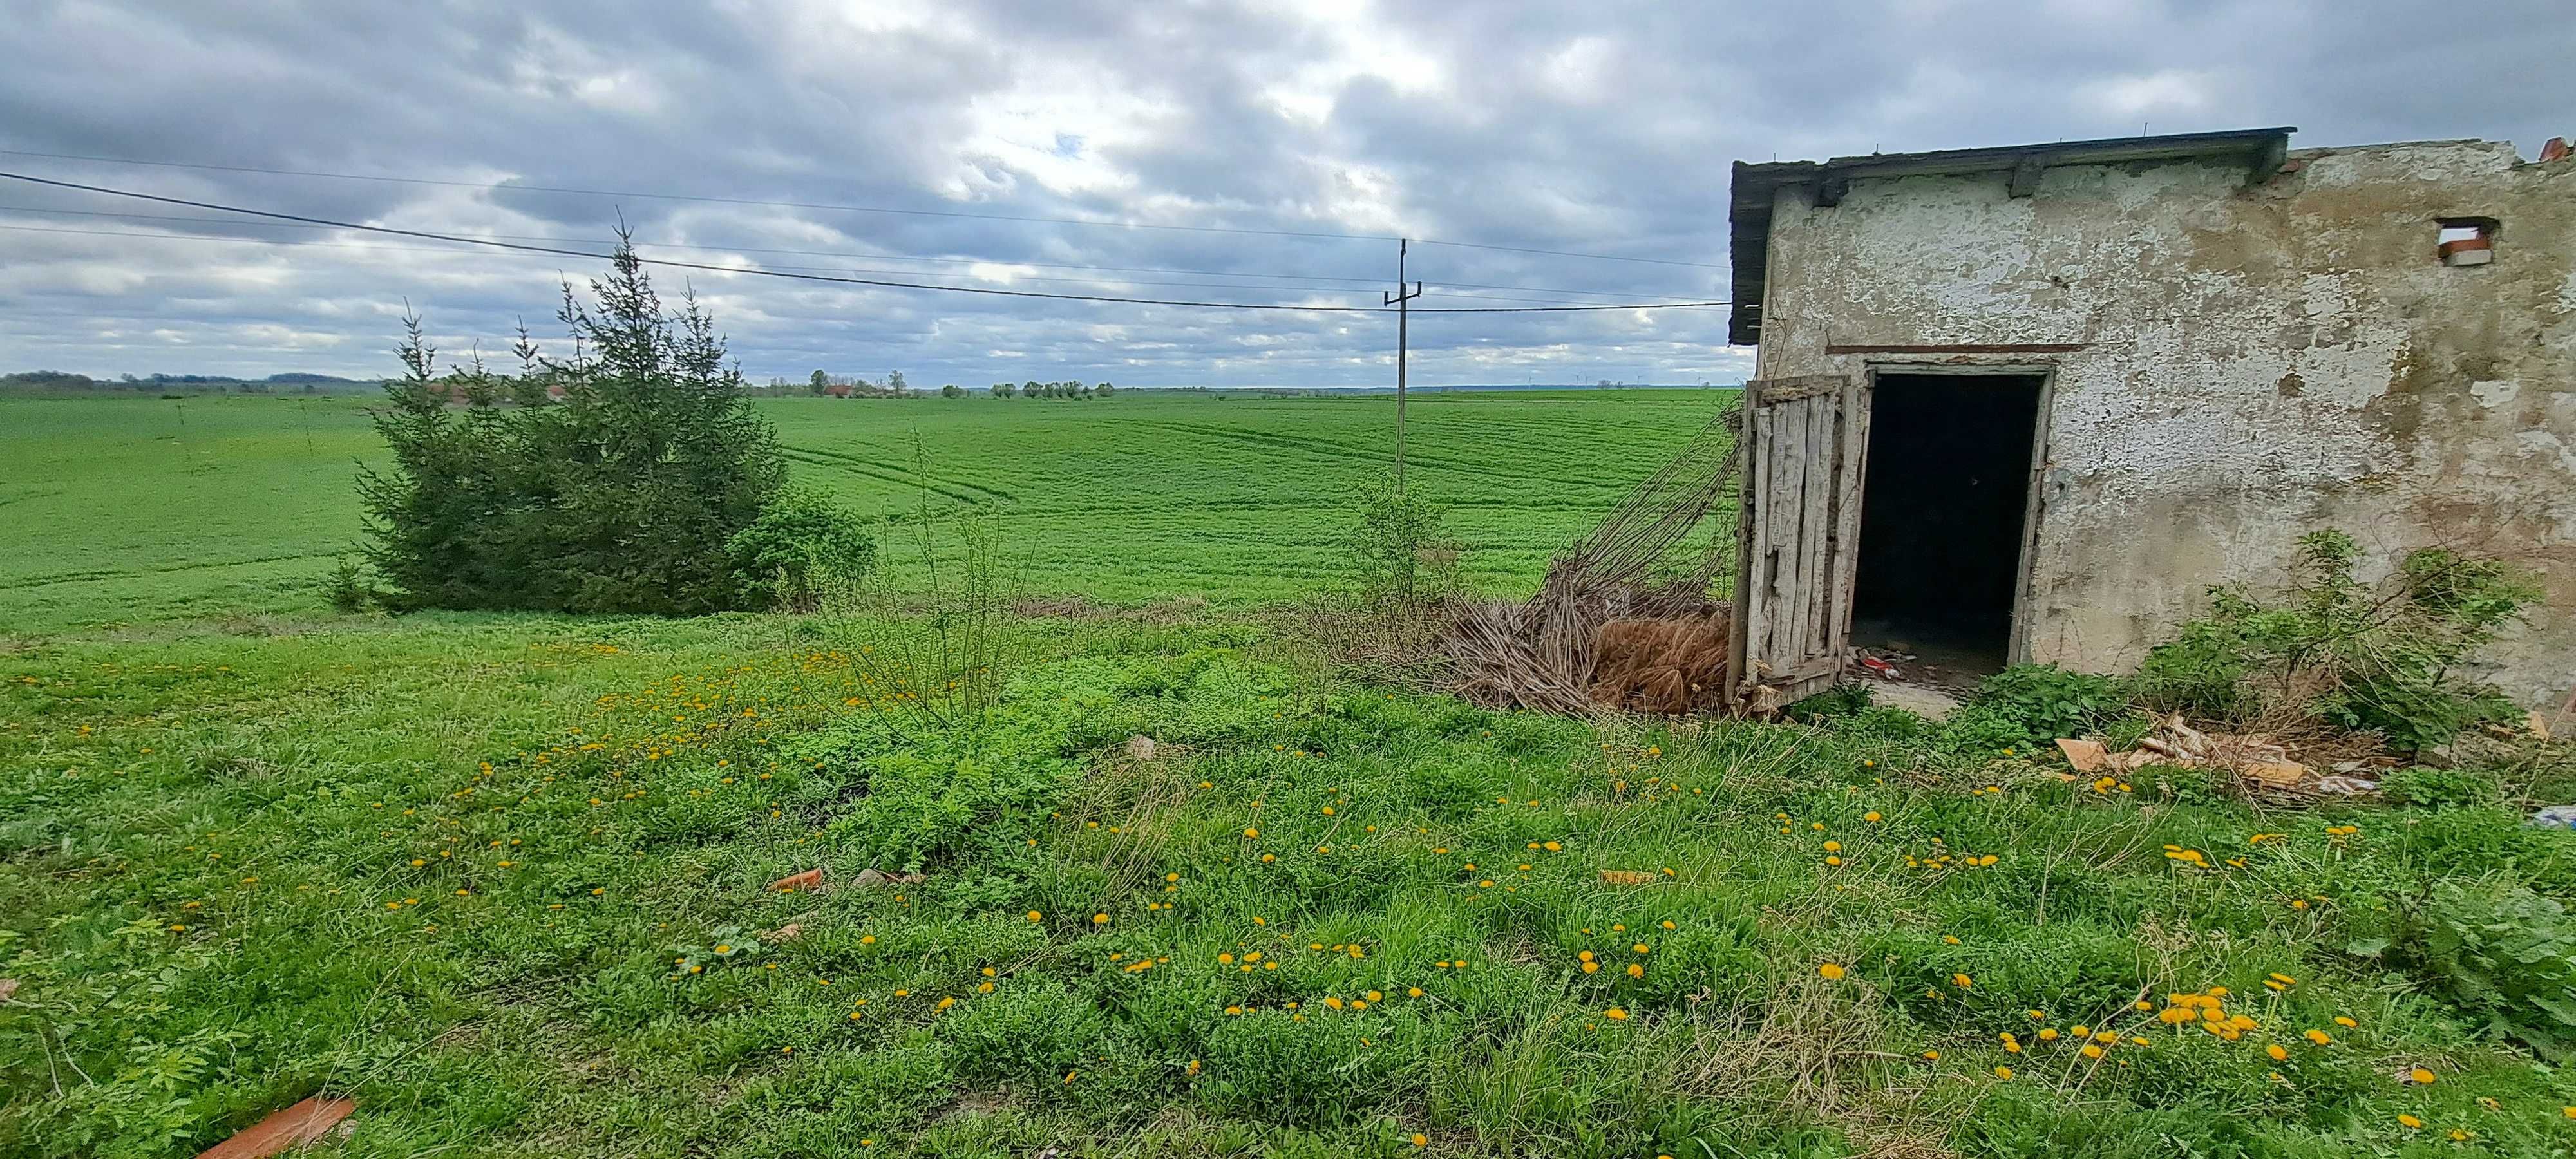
[1723,127,2573,708]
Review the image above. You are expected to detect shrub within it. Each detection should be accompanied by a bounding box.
[359,234,784,614]
[2134,530,2536,751]
[1784,683,1872,722]
[2396,881,2576,1060]
[1293,480,1464,682]
[727,487,875,611]
[323,558,374,613]
[1345,478,1461,613]
[1950,664,2129,751]
[2379,764,2504,809]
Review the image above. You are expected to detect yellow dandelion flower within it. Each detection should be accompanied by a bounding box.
[1819,963,1846,980]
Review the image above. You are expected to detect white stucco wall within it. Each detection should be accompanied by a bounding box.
[1753,140,2576,708]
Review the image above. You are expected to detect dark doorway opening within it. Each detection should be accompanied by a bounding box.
[1848,372,2045,688]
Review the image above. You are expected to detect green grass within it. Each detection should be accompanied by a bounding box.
[0,391,1726,634]
[6,391,2576,1158]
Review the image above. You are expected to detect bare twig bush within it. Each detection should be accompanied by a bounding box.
[822,438,1019,743]
[1443,401,1743,715]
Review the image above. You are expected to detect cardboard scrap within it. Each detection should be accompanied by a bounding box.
[2056,717,2336,797]
[2240,760,2309,791]
[197,1095,354,1159]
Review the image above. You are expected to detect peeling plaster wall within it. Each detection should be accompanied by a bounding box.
[1755,140,2576,708]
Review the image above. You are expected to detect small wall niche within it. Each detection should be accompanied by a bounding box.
[2436,217,2499,266]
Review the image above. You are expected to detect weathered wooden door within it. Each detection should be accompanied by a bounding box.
[1730,375,1871,710]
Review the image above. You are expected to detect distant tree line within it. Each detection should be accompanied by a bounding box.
[766,372,1121,401]
[989,381,1115,400]
[0,370,368,395]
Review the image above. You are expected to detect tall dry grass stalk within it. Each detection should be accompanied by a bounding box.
[823,438,1021,742]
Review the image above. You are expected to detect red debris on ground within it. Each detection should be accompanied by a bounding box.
[771,867,823,893]
[196,1095,354,1159]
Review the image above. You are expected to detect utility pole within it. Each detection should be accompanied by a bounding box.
[1384,238,1423,493]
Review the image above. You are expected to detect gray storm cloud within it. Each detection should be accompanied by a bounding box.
[0,0,2564,384]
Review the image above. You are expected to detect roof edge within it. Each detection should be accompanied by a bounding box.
[1728,127,2295,345]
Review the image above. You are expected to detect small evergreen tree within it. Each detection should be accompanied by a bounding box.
[360,235,785,615]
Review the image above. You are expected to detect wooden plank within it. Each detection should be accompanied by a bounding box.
[1766,400,1803,666]
[1744,402,1776,668]
[1799,395,1833,663]
[1761,401,1795,664]
[1784,396,1813,663]
[1824,377,1873,670]
[1727,395,1760,691]
[1807,391,1837,663]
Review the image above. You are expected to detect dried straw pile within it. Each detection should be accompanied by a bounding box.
[1443,406,1744,715]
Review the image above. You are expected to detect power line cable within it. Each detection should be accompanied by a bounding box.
[0,220,1670,306]
[0,223,1391,299]
[0,172,1729,314]
[0,203,1386,285]
[0,146,1722,270]
[0,205,1709,298]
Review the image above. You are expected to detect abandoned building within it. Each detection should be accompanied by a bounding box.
[1725,127,2574,709]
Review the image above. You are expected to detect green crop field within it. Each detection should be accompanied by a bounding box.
[0,390,1727,635]
[5,390,2575,1159]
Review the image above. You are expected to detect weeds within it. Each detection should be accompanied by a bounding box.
[2396,881,2576,1060]
[2134,529,2538,751]
[1291,480,1464,684]
[10,616,2576,1156]
[825,439,1020,741]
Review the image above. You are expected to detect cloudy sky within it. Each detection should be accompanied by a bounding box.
[1,1,2566,388]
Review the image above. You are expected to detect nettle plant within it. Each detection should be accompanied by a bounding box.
[2400,882,2576,1060]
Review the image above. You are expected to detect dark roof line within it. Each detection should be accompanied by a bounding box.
[1727,127,2296,344]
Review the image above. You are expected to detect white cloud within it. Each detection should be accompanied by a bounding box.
[0,0,2565,385]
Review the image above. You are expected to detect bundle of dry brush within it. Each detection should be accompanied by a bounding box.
[1443,405,1743,715]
